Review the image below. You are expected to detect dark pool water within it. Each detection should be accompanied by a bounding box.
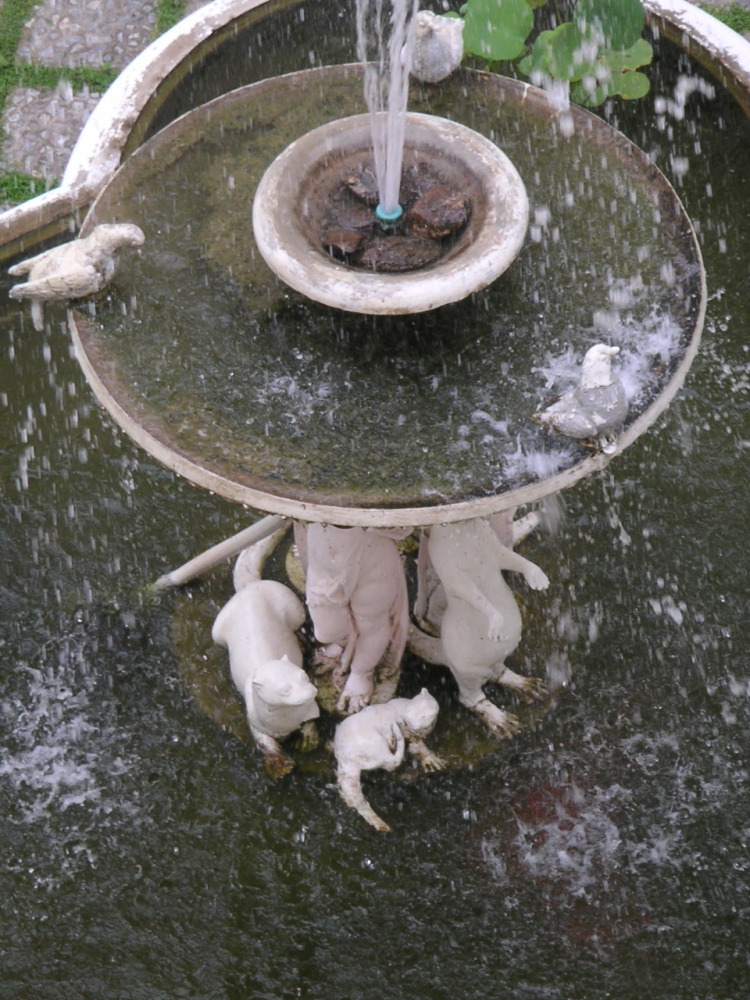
[1,8,749,1000]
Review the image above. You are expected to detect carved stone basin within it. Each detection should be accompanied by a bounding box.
[69,65,705,527]
[253,112,529,314]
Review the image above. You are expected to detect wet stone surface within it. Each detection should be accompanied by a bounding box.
[322,161,472,273]
[358,235,443,272]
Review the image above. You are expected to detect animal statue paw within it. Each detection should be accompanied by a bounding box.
[495,666,548,705]
[471,698,521,739]
[515,676,548,704]
[263,747,296,780]
[418,748,446,773]
[297,719,320,753]
[486,611,508,643]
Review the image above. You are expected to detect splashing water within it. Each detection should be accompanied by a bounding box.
[356,0,419,216]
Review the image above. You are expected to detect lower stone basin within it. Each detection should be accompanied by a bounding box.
[70,65,704,526]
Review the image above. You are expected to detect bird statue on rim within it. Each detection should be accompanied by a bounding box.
[409,10,465,84]
[533,343,628,455]
[8,223,145,331]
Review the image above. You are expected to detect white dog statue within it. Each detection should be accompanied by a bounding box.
[410,516,549,739]
[333,688,444,833]
[212,540,319,777]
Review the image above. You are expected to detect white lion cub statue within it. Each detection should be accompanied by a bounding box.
[420,516,550,739]
[333,688,444,833]
[212,542,319,778]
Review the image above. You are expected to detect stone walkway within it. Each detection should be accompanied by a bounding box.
[16,0,157,67]
[0,0,749,201]
[2,82,101,182]
[0,0,210,193]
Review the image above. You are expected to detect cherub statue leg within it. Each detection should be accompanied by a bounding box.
[336,765,392,833]
[337,552,408,713]
[337,613,393,713]
[309,600,355,688]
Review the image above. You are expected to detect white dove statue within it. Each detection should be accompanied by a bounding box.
[8,223,145,331]
[410,10,465,84]
[533,343,628,454]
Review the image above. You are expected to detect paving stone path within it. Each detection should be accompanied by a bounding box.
[16,0,157,67]
[2,82,102,183]
[0,0,210,198]
[0,0,748,206]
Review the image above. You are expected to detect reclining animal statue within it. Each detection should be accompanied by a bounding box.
[333,687,445,833]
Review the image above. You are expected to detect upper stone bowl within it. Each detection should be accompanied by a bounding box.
[252,111,530,314]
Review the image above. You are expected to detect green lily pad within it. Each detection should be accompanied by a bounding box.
[521,21,597,81]
[571,67,650,106]
[463,0,534,62]
[614,68,651,98]
[600,37,653,72]
[574,0,645,52]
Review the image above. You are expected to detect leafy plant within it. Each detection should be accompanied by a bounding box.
[459,0,653,107]
[462,0,534,61]
[154,0,187,38]
[0,0,119,204]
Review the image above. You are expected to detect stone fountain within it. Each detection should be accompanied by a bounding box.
[8,0,708,824]
[2,0,750,989]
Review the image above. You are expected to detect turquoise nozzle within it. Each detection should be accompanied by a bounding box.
[375,203,403,225]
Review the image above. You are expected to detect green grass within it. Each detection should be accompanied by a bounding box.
[0,63,119,204]
[154,0,187,37]
[701,3,750,34]
[0,0,120,203]
[0,169,48,203]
